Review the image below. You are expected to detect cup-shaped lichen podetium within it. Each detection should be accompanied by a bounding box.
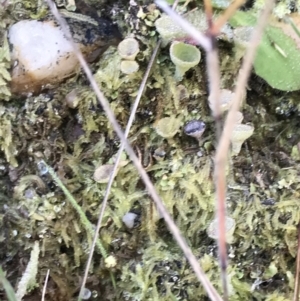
[207,216,236,244]
[231,124,254,155]
[117,37,140,61]
[169,41,201,81]
[93,164,115,183]
[208,89,246,113]
[120,60,139,74]
[155,116,181,139]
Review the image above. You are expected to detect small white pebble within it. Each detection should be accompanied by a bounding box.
[196,151,203,157]
[80,288,91,300]
[122,212,138,229]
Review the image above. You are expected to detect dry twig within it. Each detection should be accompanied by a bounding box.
[78,31,162,301]
[212,0,246,35]
[41,269,50,301]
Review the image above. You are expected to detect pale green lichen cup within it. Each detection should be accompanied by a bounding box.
[117,37,139,61]
[169,41,201,81]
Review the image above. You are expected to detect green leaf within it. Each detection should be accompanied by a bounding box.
[229,11,257,27]
[254,26,300,91]
[231,11,300,91]
[0,267,17,301]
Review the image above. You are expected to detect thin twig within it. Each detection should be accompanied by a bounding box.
[156,0,225,295]
[78,36,161,301]
[45,1,223,300]
[212,0,246,35]
[294,224,300,301]
[203,0,213,30]
[41,269,50,301]
[156,0,212,51]
[214,1,274,300]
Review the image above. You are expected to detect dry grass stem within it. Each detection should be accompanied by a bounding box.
[203,1,226,297]
[45,1,223,300]
[78,39,162,301]
[156,0,274,299]
[41,269,50,301]
[156,0,227,295]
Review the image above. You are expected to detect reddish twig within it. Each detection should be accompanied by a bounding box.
[157,1,274,300]
[214,1,274,300]
[212,0,246,35]
[203,0,214,32]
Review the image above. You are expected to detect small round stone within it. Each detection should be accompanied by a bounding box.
[153,147,166,161]
[80,288,92,300]
[37,161,49,175]
[122,212,138,229]
[65,89,80,108]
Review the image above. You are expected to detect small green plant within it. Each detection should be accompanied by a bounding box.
[0,267,17,301]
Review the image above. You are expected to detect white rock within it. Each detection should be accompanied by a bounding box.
[8,18,121,95]
[122,212,138,229]
[80,288,92,300]
[9,20,79,94]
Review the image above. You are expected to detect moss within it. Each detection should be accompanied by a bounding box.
[1,0,300,300]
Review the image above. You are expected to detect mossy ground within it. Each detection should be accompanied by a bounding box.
[0,0,300,300]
